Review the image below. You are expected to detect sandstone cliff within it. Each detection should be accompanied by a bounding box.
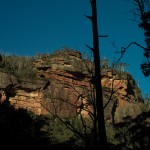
[0,49,144,123]
[0,71,49,115]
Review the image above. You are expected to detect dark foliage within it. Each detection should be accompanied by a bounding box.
[0,101,51,149]
[141,62,150,76]
[0,102,86,150]
[136,0,150,76]
[113,111,150,150]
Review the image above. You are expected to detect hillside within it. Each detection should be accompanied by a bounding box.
[0,49,144,124]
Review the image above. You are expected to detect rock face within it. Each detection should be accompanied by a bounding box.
[34,50,93,116]
[101,70,142,123]
[0,49,144,123]
[0,72,49,115]
[33,50,143,123]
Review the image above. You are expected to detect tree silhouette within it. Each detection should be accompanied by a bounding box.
[134,0,150,76]
[0,101,51,149]
[113,111,150,150]
[86,0,108,149]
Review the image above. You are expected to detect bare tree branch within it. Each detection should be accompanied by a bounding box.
[85,15,93,21]
[85,44,94,52]
[98,35,108,38]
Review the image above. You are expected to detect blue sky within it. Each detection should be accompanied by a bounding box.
[0,0,149,96]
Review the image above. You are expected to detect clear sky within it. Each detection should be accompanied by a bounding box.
[0,0,149,96]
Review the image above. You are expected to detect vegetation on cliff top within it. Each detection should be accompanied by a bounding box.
[0,48,135,81]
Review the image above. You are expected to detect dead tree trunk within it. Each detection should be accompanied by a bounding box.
[87,0,108,149]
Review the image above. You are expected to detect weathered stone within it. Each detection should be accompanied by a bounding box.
[0,50,144,123]
[33,50,143,123]
[0,72,17,89]
[17,79,49,91]
[0,90,6,103]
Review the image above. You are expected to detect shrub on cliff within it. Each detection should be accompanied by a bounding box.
[0,55,37,79]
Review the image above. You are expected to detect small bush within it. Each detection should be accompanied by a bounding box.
[1,55,37,79]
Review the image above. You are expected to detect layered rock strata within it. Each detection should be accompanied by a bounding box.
[0,50,144,123]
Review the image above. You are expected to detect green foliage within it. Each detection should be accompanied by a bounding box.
[44,117,74,144]
[141,94,150,112]
[0,49,148,149]
[0,100,149,149]
[134,0,150,77]
[106,123,118,145]
[108,113,150,150]
[0,55,37,79]
[41,116,93,148]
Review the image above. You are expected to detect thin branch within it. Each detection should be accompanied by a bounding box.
[129,18,141,23]
[103,75,121,109]
[98,35,108,38]
[41,102,86,140]
[85,15,93,21]
[113,41,150,67]
[86,44,94,52]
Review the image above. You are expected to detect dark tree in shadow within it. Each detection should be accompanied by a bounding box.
[134,0,150,76]
[113,111,150,150]
[0,101,51,149]
[86,0,108,149]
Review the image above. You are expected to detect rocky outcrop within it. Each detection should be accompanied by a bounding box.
[0,49,144,123]
[34,50,93,116]
[0,72,49,115]
[0,72,17,89]
[101,70,143,123]
[33,50,143,123]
